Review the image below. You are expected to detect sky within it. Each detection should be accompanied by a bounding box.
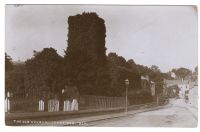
[5,5,198,72]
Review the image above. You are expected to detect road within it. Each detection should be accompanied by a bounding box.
[189,85,198,109]
[89,99,197,127]
[6,99,197,127]
[6,85,197,127]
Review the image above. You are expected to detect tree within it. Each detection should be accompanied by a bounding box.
[150,65,161,73]
[5,53,15,96]
[137,64,171,82]
[64,12,109,95]
[192,66,198,81]
[107,53,141,97]
[5,53,13,72]
[62,80,79,101]
[24,48,63,99]
[127,59,139,74]
[137,64,153,76]
[107,53,127,96]
[5,63,25,97]
[194,65,198,75]
[173,67,192,80]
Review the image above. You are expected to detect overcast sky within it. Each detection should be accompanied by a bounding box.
[5,5,198,72]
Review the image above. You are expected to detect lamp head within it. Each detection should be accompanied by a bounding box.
[125,79,129,85]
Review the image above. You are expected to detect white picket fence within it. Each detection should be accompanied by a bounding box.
[63,100,71,111]
[5,98,79,113]
[71,99,78,111]
[47,99,78,112]
[5,98,10,112]
[38,100,44,111]
[48,99,59,112]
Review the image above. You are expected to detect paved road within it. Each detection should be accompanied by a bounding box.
[89,99,197,127]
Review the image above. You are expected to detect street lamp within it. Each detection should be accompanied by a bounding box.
[125,79,129,115]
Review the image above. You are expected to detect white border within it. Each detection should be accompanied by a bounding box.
[0,0,199,132]
[0,0,199,5]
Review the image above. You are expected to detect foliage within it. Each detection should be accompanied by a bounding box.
[24,48,63,99]
[137,64,172,82]
[194,65,198,75]
[5,53,13,72]
[62,84,79,101]
[107,53,141,97]
[172,67,192,80]
[64,12,110,95]
[192,65,198,81]
[150,65,160,73]
[5,63,25,97]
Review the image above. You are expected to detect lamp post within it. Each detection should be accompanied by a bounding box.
[125,79,129,115]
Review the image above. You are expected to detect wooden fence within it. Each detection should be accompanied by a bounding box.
[5,95,126,113]
[79,95,126,110]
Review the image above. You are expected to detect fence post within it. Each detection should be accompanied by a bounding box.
[5,97,10,113]
[63,100,66,111]
[102,98,104,109]
[5,98,7,112]
[48,100,49,112]
[75,100,78,111]
[39,100,41,111]
[42,100,44,111]
[67,100,71,111]
[57,100,59,111]
[48,100,50,112]
[53,100,55,112]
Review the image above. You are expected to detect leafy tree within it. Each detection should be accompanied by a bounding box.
[137,64,153,76]
[172,68,176,73]
[127,59,139,74]
[194,65,198,75]
[62,80,79,101]
[173,67,192,80]
[107,53,127,96]
[137,64,171,82]
[107,53,141,97]
[5,63,25,98]
[150,65,161,73]
[5,53,13,72]
[191,66,198,81]
[24,48,63,99]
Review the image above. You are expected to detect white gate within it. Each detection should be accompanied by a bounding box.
[71,99,78,111]
[48,99,59,112]
[5,97,10,112]
[63,100,71,111]
[38,100,44,111]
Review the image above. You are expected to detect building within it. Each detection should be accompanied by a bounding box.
[141,75,156,97]
[141,75,150,90]
[150,81,156,96]
[163,79,190,99]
